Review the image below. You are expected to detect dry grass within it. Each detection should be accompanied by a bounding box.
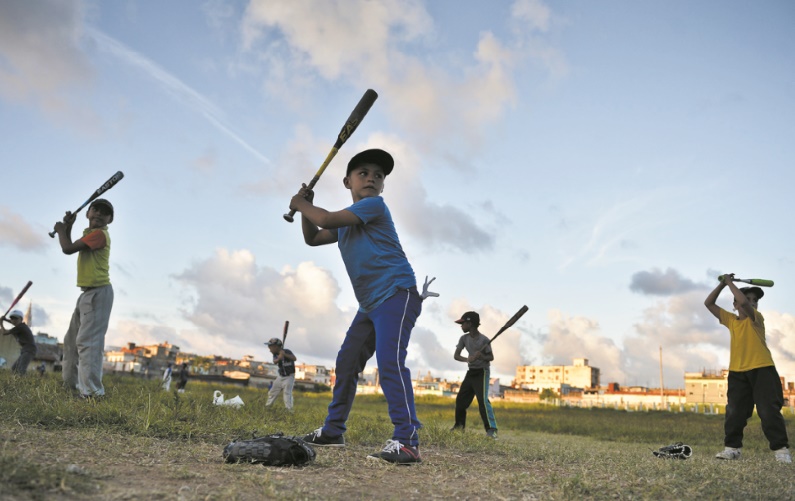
[1,372,793,500]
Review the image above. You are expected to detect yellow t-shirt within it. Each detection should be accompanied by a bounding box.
[718,307,774,372]
[76,227,111,288]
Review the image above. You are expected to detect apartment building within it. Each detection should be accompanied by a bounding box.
[515,358,600,391]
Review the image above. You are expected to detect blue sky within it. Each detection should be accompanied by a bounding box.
[1,0,794,388]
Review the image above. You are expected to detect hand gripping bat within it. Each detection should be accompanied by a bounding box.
[717,275,774,287]
[49,171,125,237]
[1,280,32,323]
[283,89,378,222]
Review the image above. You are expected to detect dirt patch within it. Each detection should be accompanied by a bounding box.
[1,425,540,500]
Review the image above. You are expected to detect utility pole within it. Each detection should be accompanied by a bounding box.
[659,346,664,406]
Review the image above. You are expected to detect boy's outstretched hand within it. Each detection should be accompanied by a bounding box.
[421,276,439,300]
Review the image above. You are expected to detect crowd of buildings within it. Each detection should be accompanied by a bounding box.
[3,325,795,408]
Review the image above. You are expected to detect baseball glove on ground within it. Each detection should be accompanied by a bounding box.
[652,442,693,460]
[223,432,316,466]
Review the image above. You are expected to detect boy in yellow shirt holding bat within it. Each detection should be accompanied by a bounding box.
[704,273,790,463]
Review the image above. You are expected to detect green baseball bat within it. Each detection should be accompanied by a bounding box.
[718,275,774,287]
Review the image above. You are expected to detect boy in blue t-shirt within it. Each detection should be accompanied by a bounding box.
[290,148,425,464]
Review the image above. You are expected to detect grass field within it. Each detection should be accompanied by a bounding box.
[1,372,793,500]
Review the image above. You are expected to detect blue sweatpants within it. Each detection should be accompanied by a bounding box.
[323,287,423,446]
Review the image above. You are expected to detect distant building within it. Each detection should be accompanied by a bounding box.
[296,363,331,385]
[34,332,59,345]
[514,358,600,392]
[581,382,686,407]
[685,370,729,404]
[104,341,179,374]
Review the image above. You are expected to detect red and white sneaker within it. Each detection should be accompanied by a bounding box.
[367,439,421,465]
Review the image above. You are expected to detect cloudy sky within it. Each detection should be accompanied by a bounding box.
[1,0,794,389]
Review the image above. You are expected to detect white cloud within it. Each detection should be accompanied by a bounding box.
[626,291,727,384]
[171,249,351,359]
[542,309,628,384]
[0,0,91,117]
[511,0,552,33]
[764,311,795,383]
[0,207,48,252]
[241,0,433,80]
[239,0,563,154]
[378,135,495,252]
[407,325,461,376]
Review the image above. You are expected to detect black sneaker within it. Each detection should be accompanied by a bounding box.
[302,427,345,447]
[486,428,498,440]
[450,425,464,432]
[367,440,421,465]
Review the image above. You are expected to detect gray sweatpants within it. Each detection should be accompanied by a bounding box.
[266,374,295,410]
[63,285,114,397]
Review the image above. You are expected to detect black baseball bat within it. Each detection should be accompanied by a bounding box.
[486,305,529,346]
[283,89,378,222]
[49,171,125,237]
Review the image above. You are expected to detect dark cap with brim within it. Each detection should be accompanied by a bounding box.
[455,311,480,325]
[346,148,394,176]
[89,198,114,216]
[740,286,764,300]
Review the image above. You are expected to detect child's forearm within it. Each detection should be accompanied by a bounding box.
[300,211,328,245]
[298,203,334,228]
[704,282,725,305]
[57,231,76,255]
[725,280,744,300]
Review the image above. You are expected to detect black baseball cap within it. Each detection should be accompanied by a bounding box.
[266,337,283,347]
[89,198,114,216]
[346,148,394,176]
[455,311,480,325]
[740,286,764,300]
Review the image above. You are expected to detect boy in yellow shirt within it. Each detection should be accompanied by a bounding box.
[704,273,790,463]
[53,198,115,398]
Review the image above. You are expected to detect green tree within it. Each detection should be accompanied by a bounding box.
[539,388,559,401]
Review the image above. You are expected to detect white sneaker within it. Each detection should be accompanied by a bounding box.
[774,448,792,464]
[715,447,741,460]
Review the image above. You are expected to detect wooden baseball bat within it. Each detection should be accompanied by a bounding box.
[283,89,378,222]
[486,305,529,346]
[49,171,125,237]
[717,275,774,287]
[282,320,289,345]
[1,280,33,322]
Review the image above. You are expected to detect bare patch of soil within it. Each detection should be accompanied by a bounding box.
[1,425,541,500]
